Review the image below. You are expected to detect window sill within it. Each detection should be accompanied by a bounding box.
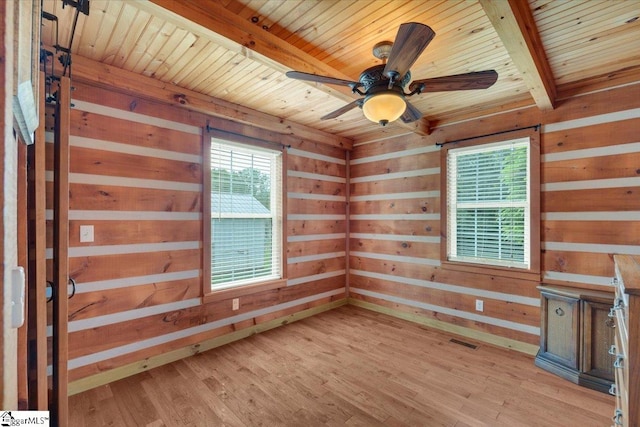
[441,260,541,282]
[202,278,287,304]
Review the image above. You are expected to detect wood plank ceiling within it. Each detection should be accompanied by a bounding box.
[41,0,640,144]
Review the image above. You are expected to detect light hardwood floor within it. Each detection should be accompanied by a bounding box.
[68,305,613,426]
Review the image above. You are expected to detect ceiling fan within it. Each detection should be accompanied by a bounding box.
[286,22,498,126]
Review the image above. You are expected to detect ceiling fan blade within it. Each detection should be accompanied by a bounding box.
[383,23,435,81]
[409,70,498,92]
[400,99,423,123]
[320,99,364,120]
[286,71,358,87]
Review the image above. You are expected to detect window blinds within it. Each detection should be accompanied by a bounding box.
[447,138,530,269]
[210,140,282,290]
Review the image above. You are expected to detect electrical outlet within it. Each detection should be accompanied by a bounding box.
[475,299,484,312]
[232,298,239,311]
[80,225,94,243]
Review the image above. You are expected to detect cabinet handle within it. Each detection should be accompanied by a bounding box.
[554,307,565,316]
[609,345,617,355]
[613,297,624,310]
[609,383,617,396]
[612,408,623,426]
[614,354,624,369]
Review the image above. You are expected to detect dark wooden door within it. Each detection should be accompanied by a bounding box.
[540,291,580,369]
[582,299,616,381]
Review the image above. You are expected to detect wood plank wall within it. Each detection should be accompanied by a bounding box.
[349,83,640,351]
[44,81,347,388]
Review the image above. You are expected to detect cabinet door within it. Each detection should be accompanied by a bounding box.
[540,292,580,369]
[582,300,616,381]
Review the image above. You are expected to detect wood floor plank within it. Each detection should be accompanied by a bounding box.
[68,305,613,426]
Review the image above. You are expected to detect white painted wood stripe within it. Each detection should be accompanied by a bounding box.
[287,192,346,202]
[350,269,539,306]
[67,298,202,333]
[287,170,346,183]
[542,177,640,192]
[287,214,346,221]
[66,288,346,369]
[542,108,640,133]
[350,287,540,335]
[350,251,441,267]
[71,135,202,163]
[350,167,439,183]
[75,270,200,294]
[542,142,640,163]
[45,171,202,192]
[45,241,201,259]
[48,210,200,221]
[350,191,439,201]
[287,147,346,165]
[542,212,640,221]
[542,241,640,255]
[350,145,439,165]
[72,99,202,135]
[286,270,346,287]
[350,233,440,243]
[543,271,613,287]
[288,251,346,264]
[287,233,346,242]
[63,210,200,221]
[69,241,200,257]
[350,213,440,220]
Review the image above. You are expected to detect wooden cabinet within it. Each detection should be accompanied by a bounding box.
[611,255,640,427]
[535,285,615,393]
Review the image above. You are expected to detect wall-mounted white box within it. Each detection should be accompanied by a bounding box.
[80,225,94,243]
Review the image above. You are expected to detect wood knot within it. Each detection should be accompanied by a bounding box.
[162,311,182,324]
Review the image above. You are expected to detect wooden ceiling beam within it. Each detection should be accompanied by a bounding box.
[145,0,431,135]
[67,53,354,150]
[480,0,556,110]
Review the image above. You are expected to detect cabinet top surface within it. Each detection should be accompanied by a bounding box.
[614,255,640,294]
[537,284,613,302]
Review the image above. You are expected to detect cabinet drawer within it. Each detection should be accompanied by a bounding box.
[614,334,628,427]
[614,291,628,336]
[615,301,629,350]
[613,367,624,426]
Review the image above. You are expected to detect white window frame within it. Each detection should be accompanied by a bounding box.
[203,134,286,300]
[441,129,540,280]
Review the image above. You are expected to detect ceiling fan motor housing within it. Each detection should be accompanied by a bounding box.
[359,64,411,93]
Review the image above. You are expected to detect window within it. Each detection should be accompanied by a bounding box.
[208,139,283,292]
[443,132,540,275]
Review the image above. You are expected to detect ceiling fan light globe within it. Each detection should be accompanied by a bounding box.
[362,92,406,125]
